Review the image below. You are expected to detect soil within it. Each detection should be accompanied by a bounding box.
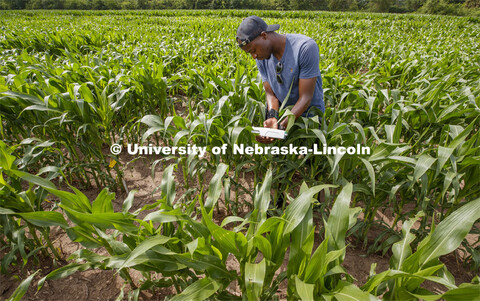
[0,151,478,301]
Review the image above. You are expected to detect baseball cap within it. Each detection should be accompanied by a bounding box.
[236,16,280,47]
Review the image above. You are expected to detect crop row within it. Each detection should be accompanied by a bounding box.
[1,10,479,300]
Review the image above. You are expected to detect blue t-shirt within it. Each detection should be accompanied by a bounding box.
[256,34,325,116]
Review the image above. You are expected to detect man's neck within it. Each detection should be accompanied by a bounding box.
[271,33,287,61]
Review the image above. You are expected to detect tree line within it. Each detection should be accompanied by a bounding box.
[1,0,479,17]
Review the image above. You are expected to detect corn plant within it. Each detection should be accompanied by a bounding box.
[362,198,480,300]
[0,141,66,271]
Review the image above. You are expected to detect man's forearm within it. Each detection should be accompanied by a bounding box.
[289,77,317,119]
[289,95,313,118]
[264,84,280,112]
[266,94,280,111]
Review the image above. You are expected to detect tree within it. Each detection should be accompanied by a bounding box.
[64,0,89,8]
[465,0,479,8]
[418,0,463,14]
[405,0,425,10]
[26,0,64,8]
[119,0,137,8]
[328,0,354,10]
[275,0,289,9]
[369,0,393,11]
[288,0,327,9]
[3,0,29,8]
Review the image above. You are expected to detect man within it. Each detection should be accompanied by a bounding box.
[236,15,325,144]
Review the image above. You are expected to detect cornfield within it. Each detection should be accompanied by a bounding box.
[1,9,479,301]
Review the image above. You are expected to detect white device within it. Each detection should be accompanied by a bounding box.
[252,127,287,140]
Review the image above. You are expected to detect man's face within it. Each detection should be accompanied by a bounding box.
[239,32,272,60]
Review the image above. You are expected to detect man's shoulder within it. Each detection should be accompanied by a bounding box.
[287,33,316,45]
[286,34,318,54]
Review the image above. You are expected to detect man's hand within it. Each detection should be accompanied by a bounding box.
[279,118,288,130]
[255,117,278,144]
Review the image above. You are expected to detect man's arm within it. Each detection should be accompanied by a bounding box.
[264,81,280,126]
[256,81,280,144]
[279,77,316,129]
[258,78,316,143]
[277,38,321,128]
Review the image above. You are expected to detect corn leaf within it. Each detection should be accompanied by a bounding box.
[326,183,352,251]
[161,164,176,207]
[413,154,436,183]
[122,190,136,214]
[18,211,68,228]
[403,197,480,271]
[92,188,114,214]
[435,146,454,178]
[245,259,266,301]
[391,212,424,270]
[330,280,378,301]
[169,277,221,301]
[284,184,335,235]
[7,270,39,301]
[295,275,315,301]
[201,207,247,258]
[119,235,171,269]
[304,238,328,283]
[205,163,228,214]
[38,263,92,290]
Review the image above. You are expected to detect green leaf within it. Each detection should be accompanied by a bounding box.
[447,117,477,149]
[407,283,480,301]
[7,270,39,301]
[256,216,284,235]
[245,259,266,301]
[201,207,247,258]
[220,216,245,228]
[360,158,375,197]
[253,235,272,260]
[122,190,136,214]
[436,146,454,177]
[304,239,328,283]
[391,212,424,270]
[161,164,176,207]
[295,275,315,301]
[385,125,396,143]
[119,235,172,269]
[23,105,62,113]
[331,281,377,301]
[288,205,314,278]
[46,188,91,213]
[253,169,273,220]
[284,184,335,235]
[404,197,480,271]
[326,183,352,251]
[348,207,362,231]
[441,284,480,301]
[175,253,232,279]
[169,277,221,301]
[413,154,436,183]
[18,211,68,228]
[0,207,15,214]
[0,141,16,170]
[38,263,92,290]
[92,188,114,214]
[205,163,228,214]
[60,208,136,231]
[144,209,189,223]
[11,170,56,190]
